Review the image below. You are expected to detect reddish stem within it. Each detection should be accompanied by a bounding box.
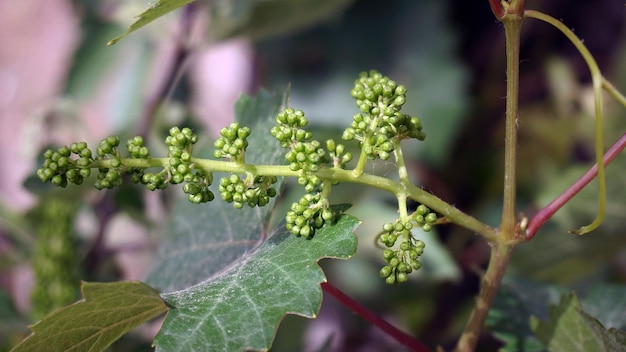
[525,132,626,239]
[488,0,505,19]
[321,282,430,352]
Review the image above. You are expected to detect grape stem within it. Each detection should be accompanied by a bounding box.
[455,2,525,351]
[90,156,495,239]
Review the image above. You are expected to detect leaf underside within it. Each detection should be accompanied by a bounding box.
[11,281,168,352]
[154,215,359,351]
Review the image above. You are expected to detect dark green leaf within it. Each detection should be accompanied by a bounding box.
[154,215,359,351]
[487,277,565,352]
[11,281,168,352]
[582,284,626,330]
[108,0,194,45]
[530,293,626,352]
[579,310,626,351]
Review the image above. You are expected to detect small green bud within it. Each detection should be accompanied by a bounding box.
[379,266,392,278]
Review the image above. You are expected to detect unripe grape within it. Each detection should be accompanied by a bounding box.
[425,213,437,223]
[379,266,392,278]
[397,272,408,283]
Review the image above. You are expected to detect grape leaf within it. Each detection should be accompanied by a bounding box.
[579,310,626,351]
[530,293,626,352]
[11,281,168,352]
[145,90,285,292]
[582,284,626,330]
[154,215,359,351]
[486,277,565,352]
[107,0,193,46]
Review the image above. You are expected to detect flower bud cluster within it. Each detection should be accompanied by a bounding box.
[214,122,251,163]
[29,198,78,320]
[325,139,353,169]
[38,142,93,188]
[37,128,215,204]
[162,127,214,203]
[342,70,426,160]
[94,136,123,190]
[378,205,438,284]
[285,193,335,238]
[272,108,337,193]
[218,174,278,209]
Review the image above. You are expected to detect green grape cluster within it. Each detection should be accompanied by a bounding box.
[125,135,169,191]
[218,174,277,209]
[271,108,311,148]
[272,108,330,192]
[378,205,438,284]
[342,70,426,160]
[271,108,352,237]
[126,136,152,184]
[163,127,215,203]
[38,142,92,187]
[37,127,216,204]
[29,198,78,320]
[38,136,125,190]
[325,139,353,169]
[214,122,251,163]
[165,127,197,184]
[94,136,123,190]
[285,193,335,238]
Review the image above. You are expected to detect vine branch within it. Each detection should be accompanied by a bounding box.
[321,282,429,352]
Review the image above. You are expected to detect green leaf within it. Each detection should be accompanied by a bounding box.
[579,311,626,351]
[582,284,626,330]
[530,293,626,352]
[154,215,359,351]
[11,281,168,352]
[145,90,285,292]
[487,277,565,352]
[107,0,193,46]
[207,0,353,40]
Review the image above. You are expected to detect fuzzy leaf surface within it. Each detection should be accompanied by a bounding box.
[108,0,193,45]
[11,281,168,352]
[530,293,626,352]
[154,215,359,351]
[145,90,285,292]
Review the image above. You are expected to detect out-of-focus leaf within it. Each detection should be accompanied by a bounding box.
[530,293,626,352]
[10,281,168,352]
[511,153,626,283]
[260,1,468,169]
[488,277,567,352]
[146,89,285,292]
[153,215,359,351]
[579,310,626,352]
[490,280,626,352]
[206,0,353,41]
[582,284,626,331]
[108,0,193,45]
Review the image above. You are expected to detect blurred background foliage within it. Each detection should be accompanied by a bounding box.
[1,0,625,350]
